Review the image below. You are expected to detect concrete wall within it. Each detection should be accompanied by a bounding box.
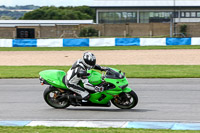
[80,23,170,37]
[104,24,126,36]
[152,23,170,36]
[176,23,200,37]
[128,24,151,36]
[56,25,79,38]
[0,22,200,38]
[0,27,15,38]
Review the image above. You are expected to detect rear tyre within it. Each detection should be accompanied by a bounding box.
[111,90,138,109]
[43,86,70,109]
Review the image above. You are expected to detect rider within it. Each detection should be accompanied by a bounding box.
[65,52,107,103]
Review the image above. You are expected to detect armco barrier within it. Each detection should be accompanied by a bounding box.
[37,39,63,47]
[63,38,89,47]
[140,38,166,46]
[0,38,200,47]
[166,38,191,46]
[115,38,140,46]
[191,37,200,45]
[0,39,12,47]
[90,38,115,47]
[12,39,37,47]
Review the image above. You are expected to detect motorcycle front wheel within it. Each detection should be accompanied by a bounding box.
[111,90,138,109]
[43,86,70,109]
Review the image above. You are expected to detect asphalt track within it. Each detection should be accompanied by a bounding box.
[0,78,200,123]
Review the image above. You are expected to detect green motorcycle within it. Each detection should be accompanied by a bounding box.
[39,67,138,109]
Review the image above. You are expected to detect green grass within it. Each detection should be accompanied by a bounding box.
[1,65,200,78]
[0,126,199,133]
[0,45,200,51]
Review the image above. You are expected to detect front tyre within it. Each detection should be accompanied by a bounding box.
[43,86,70,109]
[111,90,138,109]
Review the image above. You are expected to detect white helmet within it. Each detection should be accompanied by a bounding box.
[82,52,96,69]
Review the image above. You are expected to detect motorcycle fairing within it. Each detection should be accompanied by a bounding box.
[39,70,67,89]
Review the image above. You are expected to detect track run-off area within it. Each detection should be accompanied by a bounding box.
[1,49,200,65]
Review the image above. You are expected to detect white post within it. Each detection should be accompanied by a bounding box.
[38,31,40,38]
[170,14,173,37]
[98,30,101,37]
[150,31,152,37]
[124,30,126,37]
[13,31,16,38]
[137,10,140,23]
[96,10,99,24]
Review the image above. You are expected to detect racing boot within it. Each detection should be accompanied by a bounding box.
[69,94,90,106]
[68,94,81,106]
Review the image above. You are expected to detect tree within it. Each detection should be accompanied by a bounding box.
[180,24,187,36]
[20,6,95,20]
[79,27,98,37]
[21,9,45,19]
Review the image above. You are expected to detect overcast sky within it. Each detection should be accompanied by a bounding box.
[0,0,93,6]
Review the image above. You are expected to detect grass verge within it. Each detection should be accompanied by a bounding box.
[0,45,200,51]
[0,126,198,133]
[0,65,200,78]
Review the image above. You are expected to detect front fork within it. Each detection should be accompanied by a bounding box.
[113,87,132,103]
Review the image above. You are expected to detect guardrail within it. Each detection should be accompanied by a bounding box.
[0,38,199,47]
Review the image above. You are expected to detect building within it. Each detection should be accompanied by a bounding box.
[90,0,200,24]
[0,20,93,38]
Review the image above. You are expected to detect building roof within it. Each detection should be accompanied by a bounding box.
[90,0,200,8]
[0,20,94,27]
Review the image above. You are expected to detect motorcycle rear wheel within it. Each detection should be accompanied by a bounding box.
[111,90,138,109]
[43,86,70,109]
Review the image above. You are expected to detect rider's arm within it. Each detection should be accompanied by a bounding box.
[78,68,103,92]
[77,68,96,91]
[82,79,96,91]
[82,79,103,92]
[93,64,108,71]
